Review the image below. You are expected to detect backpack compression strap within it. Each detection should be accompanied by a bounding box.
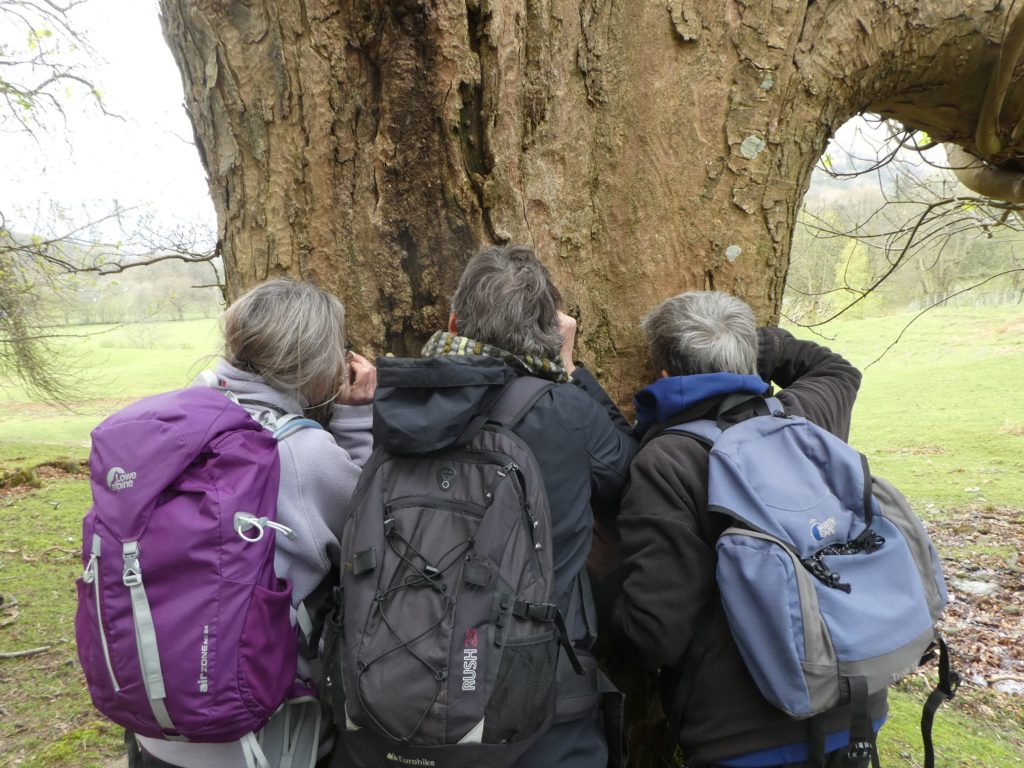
[122,540,185,740]
[480,375,590,676]
[921,636,959,768]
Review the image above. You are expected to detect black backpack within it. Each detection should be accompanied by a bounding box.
[321,376,586,768]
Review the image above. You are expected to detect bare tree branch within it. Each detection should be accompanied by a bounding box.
[864,268,1024,368]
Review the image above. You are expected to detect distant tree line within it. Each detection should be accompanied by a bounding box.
[2,230,223,327]
[784,167,1024,326]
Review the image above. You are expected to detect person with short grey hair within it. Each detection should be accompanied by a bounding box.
[611,291,876,767]
[131,278,376,768]
[345,244,636,768]
[450,243,565,362]
[641,291,758,377]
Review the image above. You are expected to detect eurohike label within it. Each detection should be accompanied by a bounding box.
[385,753,436,766]
[106,467,137,492]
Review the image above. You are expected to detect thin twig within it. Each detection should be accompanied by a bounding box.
[0,645,50,659]
[863,268,1024,369]
[988,674,1024,684]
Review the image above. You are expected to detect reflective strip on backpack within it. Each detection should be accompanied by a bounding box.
[457,718,485,744]
[122,541,181,738]
[83,534,120,692]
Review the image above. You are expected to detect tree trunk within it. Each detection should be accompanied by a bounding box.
[160,0,1023,762]
[159,0,1022,401]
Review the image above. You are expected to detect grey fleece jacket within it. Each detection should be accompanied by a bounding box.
[137,360,372,768]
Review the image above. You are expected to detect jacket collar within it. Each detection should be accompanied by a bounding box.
[633,372,768,438]
[207,359,307,416]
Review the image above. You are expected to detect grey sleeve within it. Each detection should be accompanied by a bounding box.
[273,428,368,606]
[328,403,374,466]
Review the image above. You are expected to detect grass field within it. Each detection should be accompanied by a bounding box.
[0,319,221,451]
[1,307,1022,767]
[799,306,1024,512]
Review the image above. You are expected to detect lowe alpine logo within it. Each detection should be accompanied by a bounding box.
[810,516,837,541]
[385,754,435,767]
[198,625,210,693]
[462,628,479,691]
[437,466,456,491]
[106,467,137,492]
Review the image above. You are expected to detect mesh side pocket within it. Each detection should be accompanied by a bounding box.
[483,632,557,744]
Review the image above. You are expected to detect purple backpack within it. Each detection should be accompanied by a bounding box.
[75,387,313,742]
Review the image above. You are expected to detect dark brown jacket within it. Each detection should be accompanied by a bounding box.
[612,327,885,766]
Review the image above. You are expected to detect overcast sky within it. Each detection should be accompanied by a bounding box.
[0,0,214,240]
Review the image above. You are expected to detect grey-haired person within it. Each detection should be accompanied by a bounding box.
[611,291,885,768]
[333,245,636,768]
[129,278,376,768]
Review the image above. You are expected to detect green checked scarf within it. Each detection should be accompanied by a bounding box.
[421,331,570,384]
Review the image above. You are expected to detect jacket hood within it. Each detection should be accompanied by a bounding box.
[207,359,307,415]
[633,372,769,437]
[373,356,518,454]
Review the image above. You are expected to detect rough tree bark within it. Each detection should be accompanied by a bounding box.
[160,0,1024,403]
[159,2,1024,759]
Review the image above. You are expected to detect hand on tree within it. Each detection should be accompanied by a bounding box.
[557,311,577,375]
[340,351,377,405]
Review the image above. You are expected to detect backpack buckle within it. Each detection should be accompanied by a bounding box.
[122,545,142,587]
[514,600,557,623]
[847,741,873,761]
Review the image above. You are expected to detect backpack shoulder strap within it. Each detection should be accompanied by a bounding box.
[642,393,785,450]
[661,419,721,448]
[487,375,555,429]
[455,375,556,444]
[194,370,309,435]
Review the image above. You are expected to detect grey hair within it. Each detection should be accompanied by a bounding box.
[452,245,563,359]
[641,291,758,376]
[222,278,346,406]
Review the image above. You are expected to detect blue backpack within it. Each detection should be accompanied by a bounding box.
[667,396,957,768]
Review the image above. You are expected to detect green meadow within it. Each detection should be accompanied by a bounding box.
[0,319,222,451]
[799,307,1024,514]
[1,307,1022,767]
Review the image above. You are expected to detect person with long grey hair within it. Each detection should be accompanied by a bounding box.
[612,291,877,768]
[129,278,376,768]
[333,245,636,768]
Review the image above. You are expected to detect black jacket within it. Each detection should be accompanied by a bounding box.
[372,355,636,768]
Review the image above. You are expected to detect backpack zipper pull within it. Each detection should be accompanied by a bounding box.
[83,551,98,583]
[233,512,297,542]
[484,462,518,503]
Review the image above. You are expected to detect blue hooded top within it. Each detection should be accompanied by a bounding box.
[633,372,769,438]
